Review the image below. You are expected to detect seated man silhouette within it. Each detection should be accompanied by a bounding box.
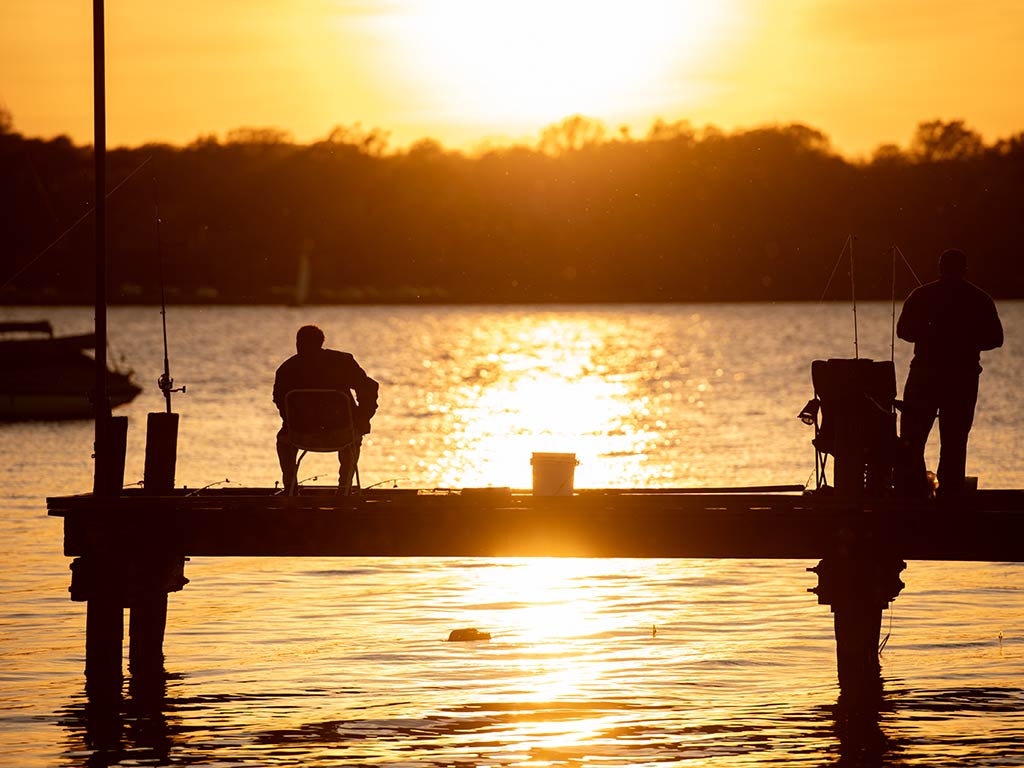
[273,324,379,491]
[895,249,1002,499]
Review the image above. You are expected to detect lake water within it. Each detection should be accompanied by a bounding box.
[1,303,1022,767]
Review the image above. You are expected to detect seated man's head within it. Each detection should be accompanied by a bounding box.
[296,324,325,355]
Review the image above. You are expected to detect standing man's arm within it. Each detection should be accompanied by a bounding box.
[896,290,925,343]
[978,295,1004,351]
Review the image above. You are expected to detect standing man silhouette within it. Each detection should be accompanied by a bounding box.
[274,324,379,492]
[896,249,1002,499]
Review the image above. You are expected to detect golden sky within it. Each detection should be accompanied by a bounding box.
[1,0,1022,156]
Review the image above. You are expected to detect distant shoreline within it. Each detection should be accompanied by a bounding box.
[4,297,1020,309]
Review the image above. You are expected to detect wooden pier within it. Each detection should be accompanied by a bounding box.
[48,485,1024,561]
[48,485,1024,702]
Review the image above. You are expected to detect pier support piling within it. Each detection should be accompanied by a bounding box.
[129,593,168,677]
[85,596,123,693]
[810,553,905,702]
[71,553,188,687]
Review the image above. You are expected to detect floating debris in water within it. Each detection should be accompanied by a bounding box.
[448,628,490,642]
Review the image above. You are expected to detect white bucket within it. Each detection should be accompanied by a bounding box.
[531,452,578,496]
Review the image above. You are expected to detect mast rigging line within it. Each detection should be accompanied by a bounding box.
[0,154,154,292]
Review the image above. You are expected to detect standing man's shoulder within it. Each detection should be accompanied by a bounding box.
[960,279,1001,319]
[909,279,941,301]
[901,279,940,312]
[965,278,998,305]
[965,279,1003,350]
[896,280,938,341]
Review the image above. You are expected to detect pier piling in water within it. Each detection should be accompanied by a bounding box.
[808,551,906,701]
[129,593,168,676]
[84,592,122,694]
[75,413,189,689]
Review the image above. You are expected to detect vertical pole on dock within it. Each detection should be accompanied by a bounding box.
[84,0,126,697]
[94,415,128,496]
[92,0,112,496]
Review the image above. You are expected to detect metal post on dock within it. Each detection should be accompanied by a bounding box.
[82,0,185,688]
[82,0,125,696]
[91,0,113,497]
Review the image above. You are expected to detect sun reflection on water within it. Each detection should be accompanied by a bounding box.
[424,316,664,489]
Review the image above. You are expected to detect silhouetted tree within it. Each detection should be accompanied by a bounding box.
[2,116,1022,304]
[538,114,607,154]
[910,119,984,162]
[225,127,294,146]
[871,143,906,165]
[318,123,390,157]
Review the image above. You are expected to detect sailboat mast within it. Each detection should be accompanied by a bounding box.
[93,0,111,490]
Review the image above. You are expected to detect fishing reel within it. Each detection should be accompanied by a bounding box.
[158,371,186,398]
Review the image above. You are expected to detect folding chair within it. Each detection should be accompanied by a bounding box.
[284,388,361,495]
[805,358,897,496]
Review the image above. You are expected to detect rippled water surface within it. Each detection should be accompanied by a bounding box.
[1,303,1022,766]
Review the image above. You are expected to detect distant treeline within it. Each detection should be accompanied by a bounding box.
[2,110,1023,304]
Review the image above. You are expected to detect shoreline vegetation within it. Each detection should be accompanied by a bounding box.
[3,110,1023,305]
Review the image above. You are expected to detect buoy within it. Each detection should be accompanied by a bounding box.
[448,628,491,642]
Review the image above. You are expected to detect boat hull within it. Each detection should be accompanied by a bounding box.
[0,324,142,421]
[0,379,141,421]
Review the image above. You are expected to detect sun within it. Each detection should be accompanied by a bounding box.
[379,0,738,130]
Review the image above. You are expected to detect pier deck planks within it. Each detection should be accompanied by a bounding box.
[47,487,1024,562]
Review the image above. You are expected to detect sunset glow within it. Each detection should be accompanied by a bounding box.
[377,0,738,128]
[2,1,1023,154]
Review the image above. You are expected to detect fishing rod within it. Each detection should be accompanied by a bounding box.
[154,175,185,412]
[891,244,897,361]
[850,236,859,359]
[890,243,924,361]
[819,234,858,357]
